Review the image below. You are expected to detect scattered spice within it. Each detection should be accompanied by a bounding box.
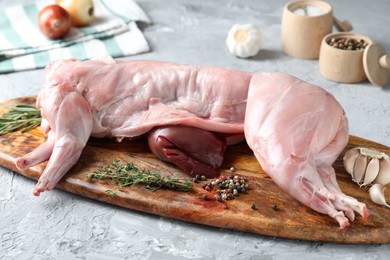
[271,204,279,211]
[193,174,207,183]
[251,204,257,210]
[201,174,248,202]
[0,105,41,135]
[85,160,193,192]
[327,37,368,51]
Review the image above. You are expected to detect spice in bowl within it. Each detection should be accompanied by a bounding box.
[327,37,369,51]
[293,5,325,16]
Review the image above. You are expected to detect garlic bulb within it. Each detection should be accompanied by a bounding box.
[343,147,390,207]
[343,147,390,186]
[226,23,262,58]
[369,184,390,208]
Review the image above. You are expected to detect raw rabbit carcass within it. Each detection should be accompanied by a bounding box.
[15,57,369,228]
[245,73,370,228]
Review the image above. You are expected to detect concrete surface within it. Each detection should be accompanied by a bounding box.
[1,0,390,259]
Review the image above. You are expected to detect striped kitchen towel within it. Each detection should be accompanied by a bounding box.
[0,0,151,74]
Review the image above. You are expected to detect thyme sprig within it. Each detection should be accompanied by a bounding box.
[85,160,193,193]
[0,105,41,135]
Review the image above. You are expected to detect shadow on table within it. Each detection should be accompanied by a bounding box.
[250,48,285,61]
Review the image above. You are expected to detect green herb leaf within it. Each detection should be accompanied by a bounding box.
[105,189,117,197]
[87,160,193,192]
[0,105,41,135]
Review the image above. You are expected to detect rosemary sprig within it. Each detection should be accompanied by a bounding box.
[85,160,193,193]
[0,105,41,135]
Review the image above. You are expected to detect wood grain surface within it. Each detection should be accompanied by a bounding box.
[1,97,390,244]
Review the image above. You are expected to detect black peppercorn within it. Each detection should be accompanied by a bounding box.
[327,37,368,51]
[201,174,248,201]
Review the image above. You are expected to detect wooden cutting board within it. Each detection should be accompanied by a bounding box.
[1,96,390,244]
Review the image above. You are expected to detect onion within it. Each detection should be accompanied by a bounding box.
[38,5,71,39]
[57,0,94,27]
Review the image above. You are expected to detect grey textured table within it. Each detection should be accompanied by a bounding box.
[1,0,390,259]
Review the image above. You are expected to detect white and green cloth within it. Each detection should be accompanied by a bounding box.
[0,0,151,73]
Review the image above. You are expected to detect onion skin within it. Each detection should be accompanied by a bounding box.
[38,5,71,39]
[57,0,94,27]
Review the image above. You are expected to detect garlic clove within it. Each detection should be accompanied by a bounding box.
[353,154,368,185]
[360,147,384,158]
[362,158,380,186]
[369,184,390,208]
[374,155,390,185]
[343,147,360,176]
